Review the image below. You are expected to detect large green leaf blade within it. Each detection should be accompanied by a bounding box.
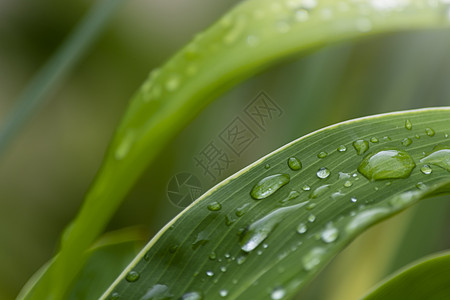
[48,0,450,298]
[101,108,450,299]
[362,251,450,300]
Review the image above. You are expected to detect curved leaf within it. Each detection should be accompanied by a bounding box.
[101,108,450,299]
[45,0,450,298]
[362,251,450,300]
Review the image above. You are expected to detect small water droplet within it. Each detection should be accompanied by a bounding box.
[165,75,180,92]
[358,149,416,181]
[115,131,135,160]
[271,287,286,299]
[420,165,432,175]
[310,184,330,198]
[370,137,379,143]
[192,231,209,249]
[181,291,203,300]
[206,270,214,277]
[220,289,228,297]
[416,182,427,190]
[350,197,357,203]
[208,202,222,211]
[225,215,236,226]
[401,138,412,147]
[209,252,217,260]
[307,214,316,223]
[287,157,302,170]
[321,224,339,243]
[220,266,227,272]
[344,181,353,188]
[141,284,172,300]
[306,203,317,210]
[318,151,328,158]
[302,247,326,271]
[426,128,436,137]
[337,145,347,152]
[302,184,311,191]
[353,140,369,155]
[316,167,331,179]
[237,254,247,265]
[240,202,309,252]
[126,271,140,282]
[420,146,450,171]
[415,134,421,139]
[405,119,412,130]
[236,203,251,216]
[250,174,291,200]
[110,292,120,300]
[265,163,271,169]
[331,191,345,200]
[297,223,307,234]
[223,15,246,45]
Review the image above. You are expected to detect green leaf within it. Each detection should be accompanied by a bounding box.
[101,108,450,299]
[362,251,450,300]
[44,0,450,298]
[17,228,146,300]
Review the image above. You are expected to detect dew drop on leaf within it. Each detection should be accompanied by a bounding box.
[344,181,352,188]
[317,151,328,158]
[220,289,228,297]
[370,137,379,143]
[337,145,347,152]
[307,214,316,223]
[140,284,171,300]
[358,149,416,181]
[353,139,369,155]
[236,203,251,216]
[316,167,331,179]
[405,119,412,130]
[296,223,307,234]
[271,286,286,299]
[125,271,140,282]
[207,201,222,211]
[420,146,450,171]
[425,127,436,137]
[181,291,203,300]
[420,165,432,175]
[250,174,290,200]
[310,184,330,198]
[321,224,339,243]
[110,292,120,300]
[165,75,180,92]
[401,138,412,147]
[302,184,311,191]
[206,270,214,277]
[302,247,326,271]
[287,157,302,170]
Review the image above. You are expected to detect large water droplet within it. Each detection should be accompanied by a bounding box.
[126,271,140,282]
[208,202,222,211]
[141,284,172,300]
[302,247,326,271]
[240,202,309,252]
[420,146,450,171]
[271,287,286,299]
[420,165,432,175]
[250,174,290,200]
[288,157,302,170]
[353,140,369,155]
[310,184,330,198]
[425,128,436,137]
[316,167,331,179]
[358,149,416,181]
[321,224,339,243]
[181,291,203,300]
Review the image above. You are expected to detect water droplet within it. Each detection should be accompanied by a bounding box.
[271,287,286,299]
[337,145,347,152]
[339,172,351,180]
[331,191,345,200]
[302,184,311,191]
[169,245,178,253]
[246,35,260,47]
[321,224,339,243]
[310,184,330,198]
[415,134,421,139]
[206,270,214,277]
[306,203,317,210]
[307,214,316,223]
[208,202,222,211]
[223,15,246,45]
[420,146,450,171]
[318,151,328,158]
[265,163,271,169]
[165,75,180,92]
[220,266,227,272]
[240,202,309,252]
[416,182,427,190]
[350,197,358,203]
[220,290,228,297]
[297,223,307,234]
[225,215,236,226]
[209,252,217,260]
[141,284,172,300]
[426,128,436,137]
[302,247,326,271]
[115,131,135,160]
[250,174,291,200]
[126,271,140,282]
[346,207,390,234]
[316,167,330,179]
[353,140,369,155]
[281,190,301,203]
[405,119,412,130]
[420,165,432,175]
[344,181,352,188]
[236,203,251,217]
[192,231,209,249]
[401,138,412,147]
[110,292,120,300]
[237,254,247,265]
[181,291,203,300]
[287,157,302,170]
[370,137,379,143]
[358,149,416,181]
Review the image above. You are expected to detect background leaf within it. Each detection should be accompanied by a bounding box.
[102,108,450,299]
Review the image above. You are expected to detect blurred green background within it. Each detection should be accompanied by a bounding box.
[1,0,450,299]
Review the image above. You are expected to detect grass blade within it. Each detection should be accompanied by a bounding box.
[101,107,450,299]
[362,251,450,300]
